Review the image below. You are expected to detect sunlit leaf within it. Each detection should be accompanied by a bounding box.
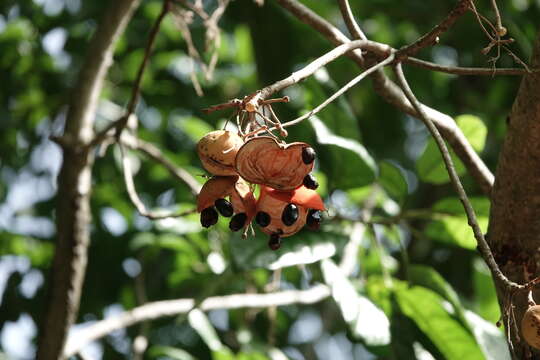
[425,197,489,250]
[416,139,465,184]
[416,114,487,184]
[456,115,487,152]
[321,259,390,346]
[395,286,484,360]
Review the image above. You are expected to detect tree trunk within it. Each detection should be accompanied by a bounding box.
[488,31,540,359]
[36,1,140,359]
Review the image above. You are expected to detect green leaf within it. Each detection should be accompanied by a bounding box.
[416,139,465,184]
[234,25,254,65]
[416,114,487,184]
[309,116,376,189]
[456,115,487,152]
[395,286,484,360]
[408,265,462,313]
[426,197,489,250]
[472,258,501,323]
[170,115,214,144]
[230,230,347,271]
[321,259,390,346]
[378,161,408,200]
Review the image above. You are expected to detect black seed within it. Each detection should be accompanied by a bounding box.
[303,173,319,190]
[229,213,247,232]
[306,209,321,230]
[214,198,233,217]
[302,147,316,164]
[268,234,281,250]
[255,211,271,227]
[201,207,218,228]
[281,203,299,226]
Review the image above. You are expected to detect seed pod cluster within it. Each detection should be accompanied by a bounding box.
[196,130,324,250]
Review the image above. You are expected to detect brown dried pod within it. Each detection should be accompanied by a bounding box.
[197,176,256,229]
[197,130,244,176]
[235,136,315,191]
[255,185,325,238]
[522,305,540,349]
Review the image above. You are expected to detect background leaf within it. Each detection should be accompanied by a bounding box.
[395,286,484,360]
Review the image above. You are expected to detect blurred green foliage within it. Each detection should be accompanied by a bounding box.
[1,0,539,359]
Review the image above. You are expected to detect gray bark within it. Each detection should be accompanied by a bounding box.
[36,0,141,359]
[488,32,540,359]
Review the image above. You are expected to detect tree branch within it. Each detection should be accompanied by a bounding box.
[118,142,197,219]
[405,57,531,75]
[121,134,202,195]
[279,53,395,129]
[64,284,330,357]
[258,40,393,99]
[393,62,519,290]
[397,0,470,59]
[90,0,172,149]
[37,1,141,359]
[276,0,495,196]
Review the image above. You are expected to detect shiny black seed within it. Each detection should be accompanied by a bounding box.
[214,198,233,217]
[281,203,299,226]
[302,147,316,164]
[268,233,281,250]
[306,209,322,230]
[229,213,247,232]
[201,207,218,228]
[303,173,319,190]
[255,211,271,227]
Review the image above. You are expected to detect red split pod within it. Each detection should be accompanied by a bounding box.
[235,136,316,191]
[197,176,256,230]
[255,185,325,239]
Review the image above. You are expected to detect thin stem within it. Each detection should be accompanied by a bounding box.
[397,0,470,59]
[405,57,531,75]
[278,53,395,129]
[276,0,495,196]
[489,0,506,36]
[118,142,197,220]
[90,0,171,148]
[259,40,393,99]
[392,62,520,291]
[121,134,202,195]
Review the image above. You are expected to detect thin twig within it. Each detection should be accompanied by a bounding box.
[89,0,171,148]
[259,40,393,99]
[397,0,470,59]
[278,53,395,129]
[489,0,506,36]
[276,0,495,196]
[392,62,520,291]
[405,57,531,75]
[64,284,331,357]
[118,142,197,220]
[121,134,202,195]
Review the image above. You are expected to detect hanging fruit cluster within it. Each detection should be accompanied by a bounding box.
[196,129,324,250]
